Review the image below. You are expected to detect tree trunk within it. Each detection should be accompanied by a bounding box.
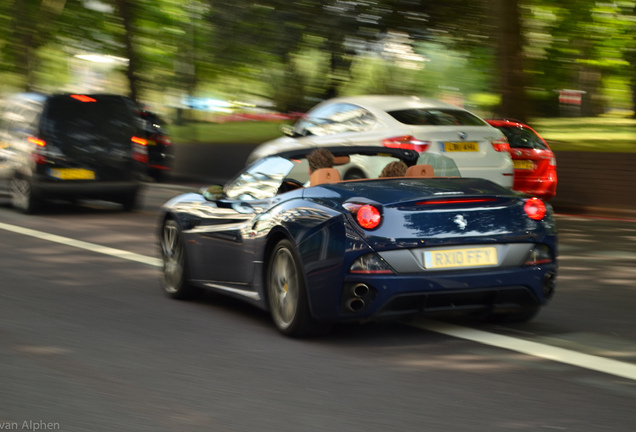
[631,5,636,119]
[11,0,66,91]
[496,0,527,122]
[115,0,140,104]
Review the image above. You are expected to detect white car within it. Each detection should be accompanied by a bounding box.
[246,95,514,187]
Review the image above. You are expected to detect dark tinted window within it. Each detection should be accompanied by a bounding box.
[40,95,141,145]
[497,126,548,150]
[388,109,487,126]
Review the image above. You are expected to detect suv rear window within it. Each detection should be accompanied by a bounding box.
[388,109,487,126]
[40,95,140,144]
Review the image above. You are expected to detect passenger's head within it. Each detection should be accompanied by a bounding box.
[307,148,334,173]
[379,161,408,178]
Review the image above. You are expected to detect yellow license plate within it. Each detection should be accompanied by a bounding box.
[443,142,478,152]
[513,160,534,170]
[49,168,95,180]
[424,247,497,269]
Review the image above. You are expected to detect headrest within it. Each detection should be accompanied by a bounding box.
[310,168,341,187]
[405,164,435,178]
[333,155,351,165]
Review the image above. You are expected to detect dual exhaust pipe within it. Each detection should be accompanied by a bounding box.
[345,283,370,312]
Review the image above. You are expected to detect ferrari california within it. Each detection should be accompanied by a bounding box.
[158,146,557,337]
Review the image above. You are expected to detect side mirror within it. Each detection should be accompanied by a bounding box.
[280,123,296,137]
[201,184,224,201]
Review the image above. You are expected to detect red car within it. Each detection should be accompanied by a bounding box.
[486,119,557,201]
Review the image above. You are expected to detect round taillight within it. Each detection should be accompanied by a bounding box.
[524,197,546,220]
[357,205,382,229]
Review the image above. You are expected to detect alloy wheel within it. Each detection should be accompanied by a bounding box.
[269,246,300,330]
[161,220,184,294]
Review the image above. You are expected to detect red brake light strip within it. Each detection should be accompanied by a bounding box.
[417,198,497,205]
[70,94,97,103]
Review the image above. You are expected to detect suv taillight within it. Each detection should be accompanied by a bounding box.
[131,136,149,163]
[27,136,46,147]
[28,136,47,164]
[154,135,172,146]
[382,135,430,152]
[491,136,510,152]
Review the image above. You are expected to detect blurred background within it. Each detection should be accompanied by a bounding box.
[1,0,634,127]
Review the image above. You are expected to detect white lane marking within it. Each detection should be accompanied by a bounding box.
[3,220,636,381]
[0,221,162,267]
[411,320,636,381]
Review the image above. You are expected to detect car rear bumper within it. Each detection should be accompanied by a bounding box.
[32,179,140,198]
[513,177,557,201]
[456,165,514,188]
[309,264,556,322]
[148,151,174,170]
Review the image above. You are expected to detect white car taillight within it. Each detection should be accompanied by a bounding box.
[382,135,431,152]
[491,136,510,152]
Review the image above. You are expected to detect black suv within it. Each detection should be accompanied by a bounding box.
[139,110,174,181]
[0,93,147,213]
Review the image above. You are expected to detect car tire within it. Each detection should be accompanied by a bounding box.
[119,189,138,212]
[484,305,540,324]
[10,176,41,214]
[267,239,331,337]
[160,218,196,299]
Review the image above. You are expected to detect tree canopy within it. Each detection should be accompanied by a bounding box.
[0,0,634,119]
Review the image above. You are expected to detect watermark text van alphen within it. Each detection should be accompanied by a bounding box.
[0,421,60,430]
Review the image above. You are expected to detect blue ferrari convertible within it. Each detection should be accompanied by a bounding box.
[158,146,557,337]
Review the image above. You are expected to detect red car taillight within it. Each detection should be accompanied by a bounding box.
[154,135,172,146]
[524,197,547,220]
[131,136,147,146]
[382,135,430,152]
[491,136,510,152]
[343,203,383,230]
[131,136,149,163]
[27,136,47,164]
[27,136,46,147]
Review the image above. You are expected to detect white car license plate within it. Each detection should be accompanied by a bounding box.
[443,142,479,152]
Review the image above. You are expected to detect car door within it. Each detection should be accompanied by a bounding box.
[190,157,294,286]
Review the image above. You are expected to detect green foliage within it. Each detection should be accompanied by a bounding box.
[0,0,634,119]
[532,114,636,152]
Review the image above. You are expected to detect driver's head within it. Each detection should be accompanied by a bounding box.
[307,148,334,173]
